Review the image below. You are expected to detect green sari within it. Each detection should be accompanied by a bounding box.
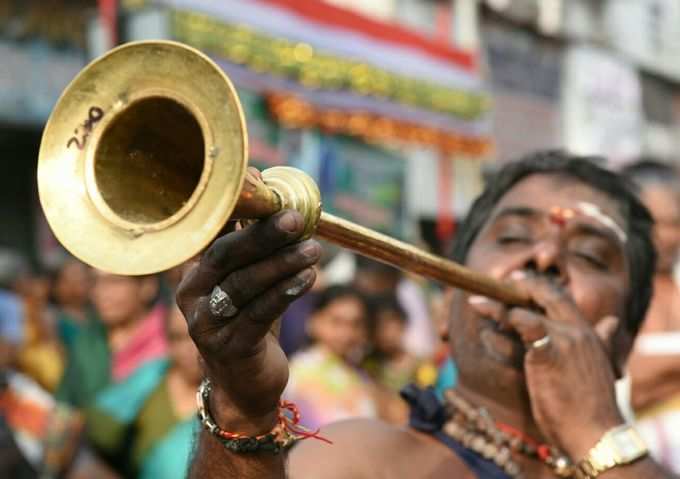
[55,307,100,355]
[86,359,197,479]
[55,318,111,409]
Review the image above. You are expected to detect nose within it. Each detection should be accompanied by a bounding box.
[523,237,566,284]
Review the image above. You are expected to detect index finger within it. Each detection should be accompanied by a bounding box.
[508,271,584,326]
[180,210,306,297]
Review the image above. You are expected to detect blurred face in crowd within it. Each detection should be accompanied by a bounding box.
[54,259,90,308]
[449,175,631,396]
[167,305,202,385]
[309,295,368,361]
[373,308,406,356]
[25,273,51,306]
[639,185,680,274]
[12,270,35,300]
[354,269,400,296]
[92,271,152,327]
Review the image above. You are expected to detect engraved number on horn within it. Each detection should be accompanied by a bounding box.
[67,106,104,150]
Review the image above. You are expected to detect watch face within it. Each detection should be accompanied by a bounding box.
[610,427,648,461]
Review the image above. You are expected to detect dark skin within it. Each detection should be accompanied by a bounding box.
[179,174,674,478]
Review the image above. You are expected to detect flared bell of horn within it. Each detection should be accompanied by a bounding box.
[39,41,256,275]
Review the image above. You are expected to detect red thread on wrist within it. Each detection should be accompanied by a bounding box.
[214,400,332,445]
[279,400,333,444]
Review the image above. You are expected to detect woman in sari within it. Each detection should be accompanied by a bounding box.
[85,304,200,479]
[284,285,377,430]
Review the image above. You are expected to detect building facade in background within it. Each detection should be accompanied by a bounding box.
[1,0,680,263]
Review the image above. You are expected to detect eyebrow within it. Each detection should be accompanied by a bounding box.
[576,202,627,243]
[491,205,625,246]
[570,222,622,247]
[492,206,540,222]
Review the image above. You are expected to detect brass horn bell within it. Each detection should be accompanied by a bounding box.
[38,41,527,306]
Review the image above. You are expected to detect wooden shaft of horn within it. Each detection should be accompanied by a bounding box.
[316,213,530,306]
[231,167,529,307]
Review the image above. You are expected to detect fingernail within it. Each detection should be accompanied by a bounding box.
[277,212,299,233]
[510,270,526,281]
[286,269,314,296]
[300,241,321,260]
[285,284,305,297]
[468,295,489,305]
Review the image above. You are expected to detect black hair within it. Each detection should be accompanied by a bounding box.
[451,150,656,340]
[620,158,680,190]
[354,255,401,277]
[305,284,369,347]
[367,294,407,322]
[365,294,407,342]
[311,284,369,315]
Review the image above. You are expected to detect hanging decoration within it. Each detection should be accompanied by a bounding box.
[170,12,487,120]
[267,94,490,156]
[144,0,492,156]
[0,1,91,49]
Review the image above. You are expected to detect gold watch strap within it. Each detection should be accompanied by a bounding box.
[576,442,617,478]
[575,425,648,479]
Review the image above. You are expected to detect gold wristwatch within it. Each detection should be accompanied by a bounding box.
[575,425,648,478]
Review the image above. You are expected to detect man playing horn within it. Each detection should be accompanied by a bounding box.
[178,150,674,478]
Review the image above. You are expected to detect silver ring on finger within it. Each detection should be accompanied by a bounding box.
[209,285,239,319]
[530,335,551,350]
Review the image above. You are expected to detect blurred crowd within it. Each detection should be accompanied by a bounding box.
[0,254,195,478]
[0,236,453,478]
[4,158,680,477]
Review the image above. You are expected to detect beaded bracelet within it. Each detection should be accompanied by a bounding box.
[196,378,330,453]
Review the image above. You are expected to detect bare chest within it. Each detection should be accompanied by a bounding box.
[362,433,477,479]
[364,432,555,479]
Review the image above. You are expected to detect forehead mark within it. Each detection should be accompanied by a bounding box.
[549,206,575,227]
[576,202,627,243]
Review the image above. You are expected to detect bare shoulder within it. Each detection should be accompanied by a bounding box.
[288,418,471,479]
[643,277,680,331]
